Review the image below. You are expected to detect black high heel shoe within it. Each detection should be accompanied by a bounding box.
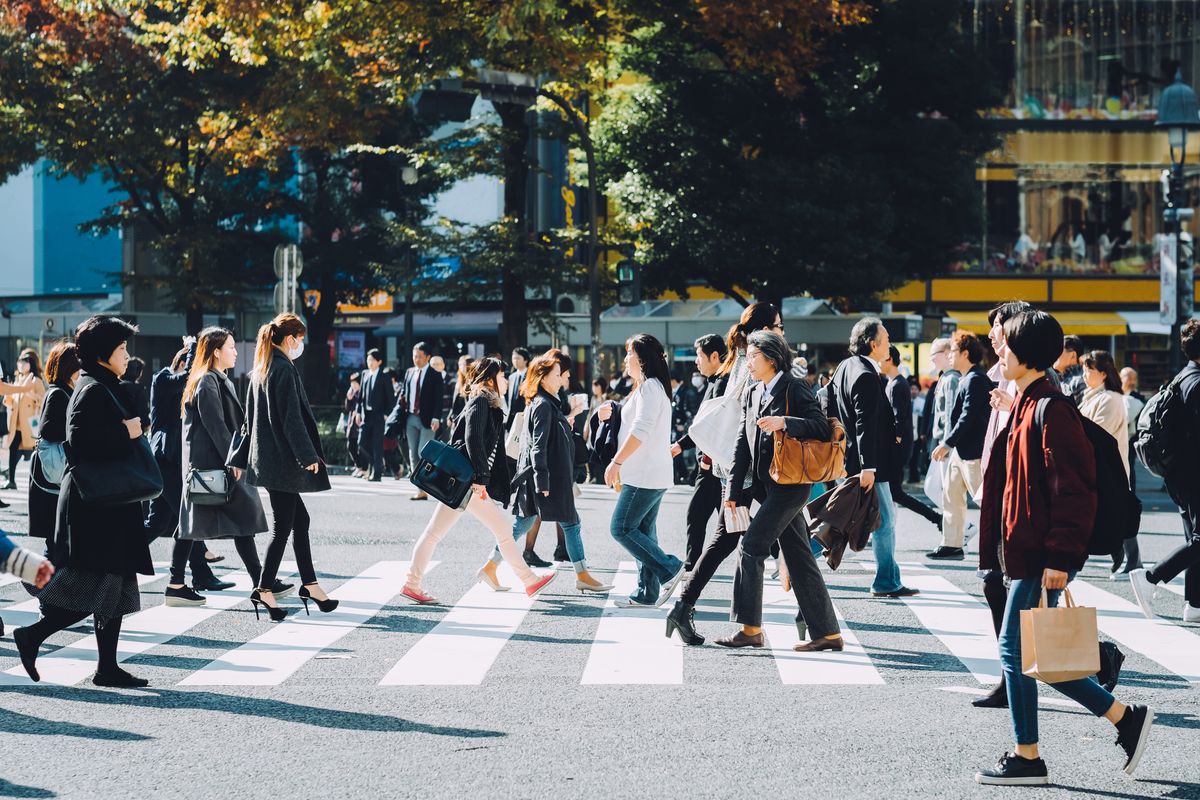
[298,584,339,615]
[250,589,290,622]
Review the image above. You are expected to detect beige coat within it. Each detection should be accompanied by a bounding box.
[3,374,46,450]
[1079,385,1129,478]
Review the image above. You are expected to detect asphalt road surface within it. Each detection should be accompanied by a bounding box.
[1,466,1197,800]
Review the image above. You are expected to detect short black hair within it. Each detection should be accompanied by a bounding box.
[413,341,431,357]
[887,345,901,368]
[1062,334,1084,356]
[850,317,884,357]
[1183,319,1200,361]
[747,330,792,374]
[1003,311,1063,371]
[74,315,139,367]
[512,346,532,362]
[366,348,383,364]
[987,300,1034,327]
[694,333,728,361]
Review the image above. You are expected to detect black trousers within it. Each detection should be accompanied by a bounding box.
[346,427,365,470]
[681,486,748,606]
[8,430,29,484]
[1148,491,1200,606]
[22,605,124,672]
[684,470,722,570]
[889,481,942,528]
[170,538,262,586]
[261,490,316,589]
[731,481,838,638]
[358,414,385,479]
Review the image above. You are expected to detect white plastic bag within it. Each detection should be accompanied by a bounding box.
[923,460,945,508]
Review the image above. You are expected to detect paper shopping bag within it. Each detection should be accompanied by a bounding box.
[1021,587,1100,683]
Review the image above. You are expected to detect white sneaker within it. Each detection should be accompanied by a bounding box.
[1128,569,1159,620]
[1184,603,1200,624]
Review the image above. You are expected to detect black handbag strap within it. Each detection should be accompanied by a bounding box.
[189,468,228,496]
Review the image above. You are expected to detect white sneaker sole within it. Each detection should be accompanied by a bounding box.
[1123,708,1154,776]
[974,774,1048,786]
[655,565,687,608]
[1128,572,1158,620]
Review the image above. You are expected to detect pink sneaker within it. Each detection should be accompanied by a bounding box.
[525,572,557,598]
[401,586,439,605]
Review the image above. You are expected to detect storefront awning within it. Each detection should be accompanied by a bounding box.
[946,310,1128,337]
[1118,311,1171,337]
[373,310,500,338]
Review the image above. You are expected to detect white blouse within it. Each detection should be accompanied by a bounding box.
[617,378,673,490]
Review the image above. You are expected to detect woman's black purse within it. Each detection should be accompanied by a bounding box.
[69,385,164,506]
[412,439,474,510]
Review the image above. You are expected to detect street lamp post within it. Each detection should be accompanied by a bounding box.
[1157,70,1200,373]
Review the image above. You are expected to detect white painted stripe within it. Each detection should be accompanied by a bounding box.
[581,561,681,685]
[1067,580,1200,683]
[2,564,298,686]
[761,586,884,684]
[180,561,420,686]
[855,560,1000,683]
[380,563,539,686]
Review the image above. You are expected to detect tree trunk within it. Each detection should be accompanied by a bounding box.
[495,101,531,355]
[302,278,339,403]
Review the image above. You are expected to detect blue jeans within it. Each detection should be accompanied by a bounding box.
[1001,576,1116,745]
[870,481,902,594]
[494,515,587,573]
[610,485,679,603]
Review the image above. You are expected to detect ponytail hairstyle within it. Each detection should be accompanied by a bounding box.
[251,313,306,384]
[720,301,779,375]
[182,327,233,412]
[625,334,672,394]
[521,349,563,401]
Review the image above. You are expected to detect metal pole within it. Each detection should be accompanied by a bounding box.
[1171,155,1185,374]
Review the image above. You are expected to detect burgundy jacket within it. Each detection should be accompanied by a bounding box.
[978,375,1096,579]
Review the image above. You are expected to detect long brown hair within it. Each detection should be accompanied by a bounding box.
[455,355,475,398]
[251,313,306,384]
[18,347,44,380]
[182,327,233,412]
[1080,349,1122,393]
[44,340,81,389]
[521,349,563,400]
[720,302,778,375]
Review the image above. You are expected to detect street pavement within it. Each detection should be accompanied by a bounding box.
[0,464,1197,800]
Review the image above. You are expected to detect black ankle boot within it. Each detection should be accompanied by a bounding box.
[665,601,705,645]
[972,678,1009,708]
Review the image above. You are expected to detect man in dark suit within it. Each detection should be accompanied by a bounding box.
[829,317,917,598]
[881,346,942,531]
[505,347,532,431]
[390,341,444,500]
[357,348,394,482]
[930,331,993,560]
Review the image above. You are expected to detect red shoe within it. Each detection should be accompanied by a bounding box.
[524,572,557,598]
[401,586,439,605]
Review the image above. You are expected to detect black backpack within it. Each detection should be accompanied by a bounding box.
[1034,395,1141,556]
[1134,374,1188,479]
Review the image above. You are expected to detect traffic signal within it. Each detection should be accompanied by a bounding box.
[616,255,641,307]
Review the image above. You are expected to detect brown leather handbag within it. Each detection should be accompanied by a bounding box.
[769,387,848,485]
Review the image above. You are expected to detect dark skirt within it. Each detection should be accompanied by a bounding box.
[36,567,140,626]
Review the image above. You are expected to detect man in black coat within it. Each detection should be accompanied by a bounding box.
[357,348,394,482]
[828,317,917,598]
[389,342,444,500]
[669,370,697,484]
[930,330,993,560]
[881,346,942,531]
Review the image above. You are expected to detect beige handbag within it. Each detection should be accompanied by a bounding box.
[1020,587,1100,683]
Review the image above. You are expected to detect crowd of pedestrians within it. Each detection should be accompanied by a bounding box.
[3,298,1198,788]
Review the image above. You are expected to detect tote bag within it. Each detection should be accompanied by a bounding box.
[1020,587,1100,684]
[923,460,945,508]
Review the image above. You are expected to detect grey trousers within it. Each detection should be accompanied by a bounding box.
[731,481,839,639]
[406,415,437,476]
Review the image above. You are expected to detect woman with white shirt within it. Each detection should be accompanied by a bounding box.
[602,334,686,608]
[1079,350,1139,575]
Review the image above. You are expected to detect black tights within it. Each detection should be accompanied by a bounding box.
[23,605,124,673]
[260,490,316,589]
[8,431,29,484]
[169,538,263,586]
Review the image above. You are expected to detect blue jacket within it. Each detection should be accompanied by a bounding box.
[944,365,995,461]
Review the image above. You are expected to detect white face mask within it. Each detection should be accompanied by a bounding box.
[691,376,705,390]
[288,340,305,360]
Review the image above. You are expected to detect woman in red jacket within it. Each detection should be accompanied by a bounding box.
[974,310,1153,787]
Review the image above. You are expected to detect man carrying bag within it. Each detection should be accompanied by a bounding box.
[973,310,1154,787]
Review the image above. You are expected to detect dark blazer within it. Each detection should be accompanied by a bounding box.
[728,372,831,502]
[360,368,395,418]
[511,388,577,522]
[145,342,197,538]
[390,365,444,430]
[231,352,331,494]
[54,368,153,578]
[120,379,150,431]
[677,373,730,453]
[829,355,896,482]
[943,364,994,461]
[504,369,527,431]
[1165,361,1200,502]
[886,373,914,476]
[28,384,71,539]
[180,370,268,539]
[452,390,512,507]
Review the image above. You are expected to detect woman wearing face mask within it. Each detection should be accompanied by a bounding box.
[479,349,612,593]
[14,316,153,687]
[4,349,47,491]
[168,327,271,607]
[400,357,556,604]
[229,313,336,622]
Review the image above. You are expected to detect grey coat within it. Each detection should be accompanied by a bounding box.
[179,370,268,540]
[229,353,331,494]
[511,388,578,523]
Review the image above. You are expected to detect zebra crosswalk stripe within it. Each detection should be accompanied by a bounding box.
[761,585,884,685]
[581,561,682,685]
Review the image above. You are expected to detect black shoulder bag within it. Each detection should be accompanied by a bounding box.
[70,385,164,506]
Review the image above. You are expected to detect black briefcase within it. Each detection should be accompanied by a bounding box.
[411,439,474,509]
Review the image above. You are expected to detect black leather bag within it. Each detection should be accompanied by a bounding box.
[186,467,234,506]
[71,435,164,505]
[411,438,474,510]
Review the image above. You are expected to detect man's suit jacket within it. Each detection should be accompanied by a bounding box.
[943,365,994,461]
[886,374,914,476]
[389,365,444,431]
[829,355,897,483]
[728,372,831,500]
[505,369,527,430]
[360,368,395,420]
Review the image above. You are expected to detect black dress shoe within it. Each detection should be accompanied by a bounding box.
[793,635,844,652]
[553,546,570,563]
[192,576,236,592]
[972,682,1009,708]
[13,627,40,682]
[0,497,9,508]
[93,667,149,688]
[926,546,965,560]
[665,601,705,645]
[714,630,764,648]
[523,551,553,569]
[270,579,295,598]
[871,586,920,598]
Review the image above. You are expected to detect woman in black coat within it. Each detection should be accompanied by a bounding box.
[14,315,154,688]
[479,349,611,593]
[399,357,556,604]
[228,313,333,622]
[27,341,80,550]
[166,327,270,607]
